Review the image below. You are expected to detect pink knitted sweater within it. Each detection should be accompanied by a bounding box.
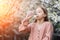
[27,22,53,40]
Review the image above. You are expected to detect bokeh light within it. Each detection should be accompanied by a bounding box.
[0,0,22,28]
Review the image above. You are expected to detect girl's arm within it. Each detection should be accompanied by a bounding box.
[19,21,33,34]
[19,24,30,33]
[42,22,53,40]
[19,11,34,33]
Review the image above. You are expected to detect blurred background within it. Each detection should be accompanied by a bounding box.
[0,0,60,40]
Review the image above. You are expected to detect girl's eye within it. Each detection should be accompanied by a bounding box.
[38,11,41,13]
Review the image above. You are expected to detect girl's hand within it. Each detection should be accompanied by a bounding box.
[22,11,34,25]
[19,24,26,32]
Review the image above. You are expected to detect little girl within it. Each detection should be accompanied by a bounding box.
[19,4,53,40]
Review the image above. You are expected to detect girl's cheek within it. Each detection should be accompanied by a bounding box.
[38,14,42,17]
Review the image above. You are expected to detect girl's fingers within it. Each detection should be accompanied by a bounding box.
[19,25,26,31]
[22,18,29,24]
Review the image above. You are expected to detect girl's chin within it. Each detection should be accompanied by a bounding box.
[36,18,42,20]
[36,18,41,19]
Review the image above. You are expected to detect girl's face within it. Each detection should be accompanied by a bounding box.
[35,7,46,20]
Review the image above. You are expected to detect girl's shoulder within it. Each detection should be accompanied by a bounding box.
[44,21,53,31]
[44,21,52,25]
[44,21,53,27]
